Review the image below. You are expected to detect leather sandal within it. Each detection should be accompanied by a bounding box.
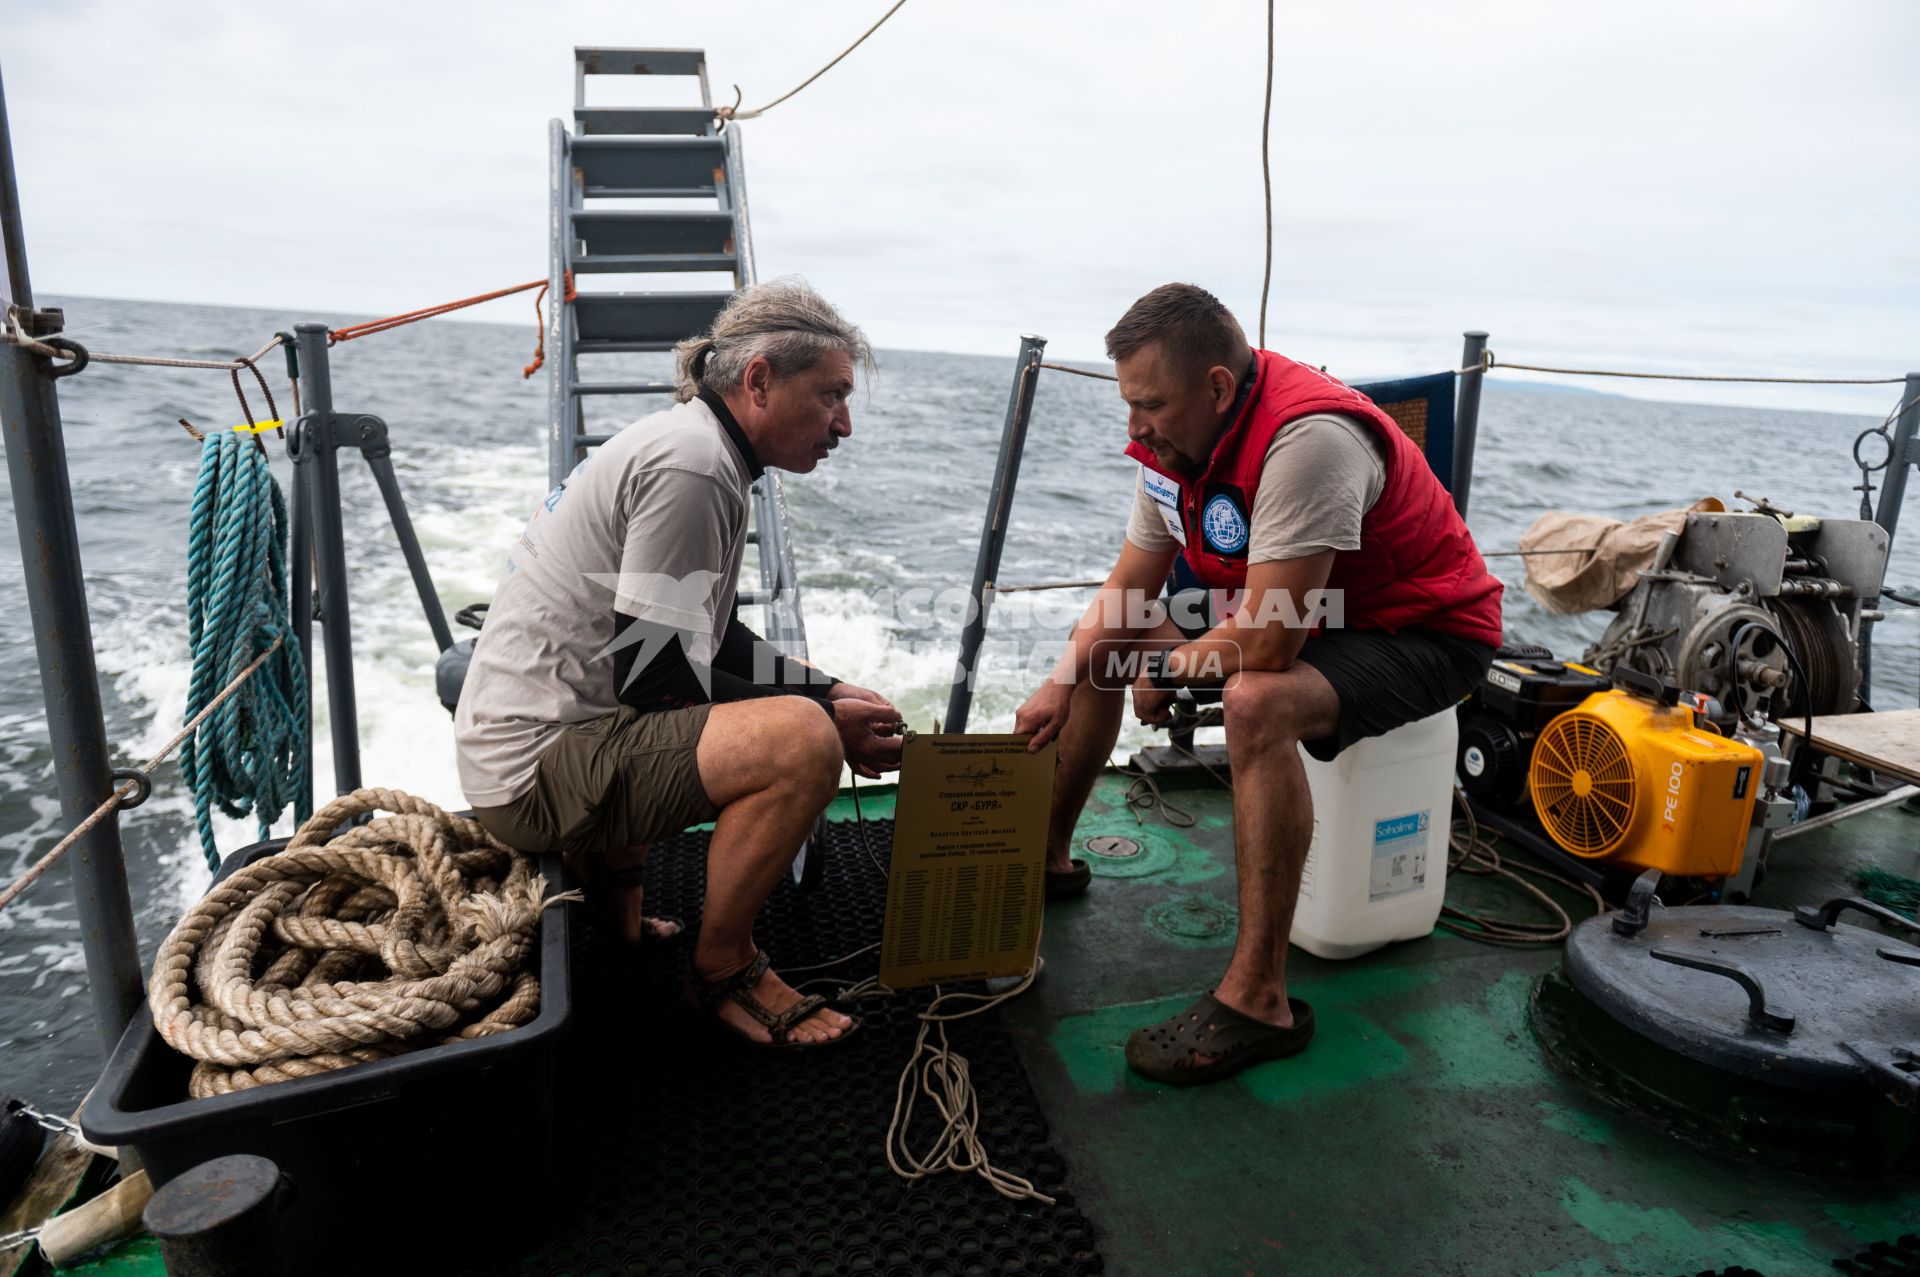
[684,950,861,1050]
[1045,858,1093,901]
[1124,991,1314,1085]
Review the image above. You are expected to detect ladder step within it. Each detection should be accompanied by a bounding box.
[573,339,682,354]
[576,48,706,77]
[576,210,734,257]
[575,107,714,137]
[573,253,738,275]
[577,434,619,448]
[572,291,732,348]
[736,590,769,607]
[573,137,726,198]
[573,381,676,396]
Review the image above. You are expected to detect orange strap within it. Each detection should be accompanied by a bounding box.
[521,272,579,379]
[329,275,558,344]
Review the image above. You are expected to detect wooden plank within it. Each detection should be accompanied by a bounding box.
[1780,708,1920,786]
[0,1130,100,1276]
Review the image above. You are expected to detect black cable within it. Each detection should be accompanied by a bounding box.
[784,774,888,991]
[1773,628,1817,793]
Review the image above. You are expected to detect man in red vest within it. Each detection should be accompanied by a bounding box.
[1014,283,1502,1085]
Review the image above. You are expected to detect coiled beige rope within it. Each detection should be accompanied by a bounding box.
[149,788,562,1098]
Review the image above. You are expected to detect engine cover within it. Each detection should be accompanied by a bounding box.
[1456,654,1612,808]
[1530,689,1764,877]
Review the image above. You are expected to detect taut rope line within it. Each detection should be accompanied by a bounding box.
[1,313,284,373]
[717,0,912,124]
[1037,361,1118,382]
[0,638,285,914]
[1463,350,1904,385]
[327,276,552,344]
[1257,0,1275,347]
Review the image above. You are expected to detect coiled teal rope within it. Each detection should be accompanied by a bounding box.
[180,433,310,871]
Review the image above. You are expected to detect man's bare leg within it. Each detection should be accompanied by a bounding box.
[691,697,851,1044]
[560,843,681,946]
[1206,665,1341,1037]
[1045,618,1185,874]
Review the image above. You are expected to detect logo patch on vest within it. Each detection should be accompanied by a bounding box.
[1140,466,1181,511]
[1201,493,1250,555]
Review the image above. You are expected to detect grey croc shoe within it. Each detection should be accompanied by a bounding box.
[1124,992,1315,1085]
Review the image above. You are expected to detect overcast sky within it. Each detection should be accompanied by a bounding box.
[5,0,1917,413]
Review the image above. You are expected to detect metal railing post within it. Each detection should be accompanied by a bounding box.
[945,335,1046,733]
[1873,374,1920,547]
[545,118,573,488]
[1868,372,1920,706]
[1453,330,1489,517]
[0,68,144,1056]
[290,325,362,795]
[359,425,455,653]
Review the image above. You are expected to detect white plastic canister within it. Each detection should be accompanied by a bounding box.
[1289,708,1456,959]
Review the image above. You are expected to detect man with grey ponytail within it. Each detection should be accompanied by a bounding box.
[457,279,897,1050]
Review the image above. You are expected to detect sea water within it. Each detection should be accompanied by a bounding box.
[1,295,1915,1108]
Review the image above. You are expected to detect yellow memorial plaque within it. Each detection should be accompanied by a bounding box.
[879,733,1056,990]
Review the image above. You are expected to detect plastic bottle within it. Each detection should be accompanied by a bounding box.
[1290,708,1457,959]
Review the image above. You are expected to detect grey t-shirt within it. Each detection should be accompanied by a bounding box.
[454,397,750,807]
[1125,412,1387,563]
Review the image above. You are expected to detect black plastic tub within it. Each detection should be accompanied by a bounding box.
[82,838,573,1273]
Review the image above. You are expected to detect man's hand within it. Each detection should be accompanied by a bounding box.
[1132,676,1176,727]
[831,697,905,778]
[828,682,896,712]
[1014,680,1073,753]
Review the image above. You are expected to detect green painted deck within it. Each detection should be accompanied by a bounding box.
[833,774,1920,1277]
[55,775,1920,1277]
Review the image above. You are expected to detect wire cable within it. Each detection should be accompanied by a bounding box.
[718,0,911,123]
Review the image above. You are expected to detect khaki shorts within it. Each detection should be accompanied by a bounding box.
[473,705,719,856]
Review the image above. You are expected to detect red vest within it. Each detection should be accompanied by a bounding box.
[1124,349,1504,647]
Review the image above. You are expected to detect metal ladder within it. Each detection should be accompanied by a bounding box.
[545,47,810,657]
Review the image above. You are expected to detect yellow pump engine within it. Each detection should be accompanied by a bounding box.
[1528,687,1763,878]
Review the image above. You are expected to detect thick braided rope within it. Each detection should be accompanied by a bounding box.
[179,432,310,870]
[148,788,552,1098]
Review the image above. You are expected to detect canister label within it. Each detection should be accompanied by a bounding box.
[1369,811,1430,901]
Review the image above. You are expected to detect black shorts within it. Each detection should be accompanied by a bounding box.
[1170,589,1493,762]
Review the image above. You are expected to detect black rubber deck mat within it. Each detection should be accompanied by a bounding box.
[463,816,1102,1277]
[1834,1235,1920,1276]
